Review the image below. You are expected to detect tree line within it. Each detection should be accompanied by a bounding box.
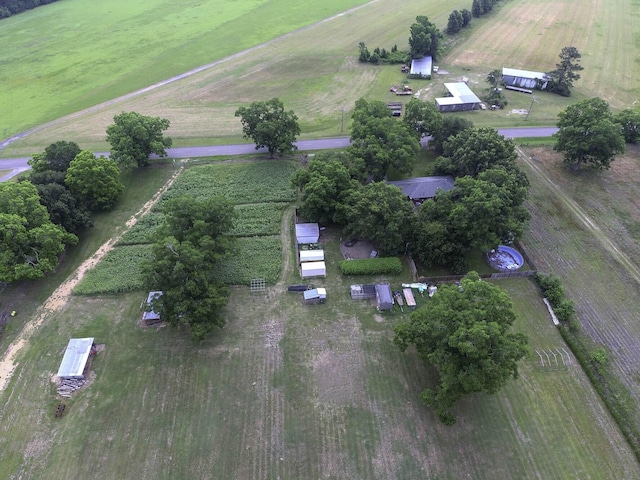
[0,0,60,19]
[0,111,172,283]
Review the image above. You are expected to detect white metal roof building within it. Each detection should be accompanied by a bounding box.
[295,223,320,244]
[409,56,432,78]
[435,83,481,112]
[142,291,163,323]
[57,338,95,379]
[301,261,326,278]
[502,67,549,90]
[299,249,324,263]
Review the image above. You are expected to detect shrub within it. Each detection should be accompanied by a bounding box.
[339,257,403,276]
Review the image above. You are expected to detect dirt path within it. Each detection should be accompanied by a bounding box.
[517,147,640,285]
[0,166,184,392]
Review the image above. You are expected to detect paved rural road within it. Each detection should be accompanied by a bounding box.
[0,127,557,182]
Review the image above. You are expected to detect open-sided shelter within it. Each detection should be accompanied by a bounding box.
[301,261,326,278]
[409,56,432,78]
[57,338,95,379]
[299,250,324,263]
[296,223,320,244]
[350,284,377,300]
[375,284,394,311]
[435,83,481,112]
[502,67,549,90]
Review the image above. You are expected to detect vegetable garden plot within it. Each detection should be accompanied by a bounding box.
[230,203,289,237]
[116,212,165,245]
[160,161,297,205]
[214,236,282,285]
[74,245,153,295]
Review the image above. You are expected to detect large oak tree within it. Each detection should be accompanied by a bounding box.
[394,272,529,424]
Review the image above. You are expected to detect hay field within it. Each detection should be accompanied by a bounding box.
[5,0,639,157]
[1,0,473,156]
[0,0,371,141]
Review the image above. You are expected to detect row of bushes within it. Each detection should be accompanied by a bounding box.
[339,257,403,276]
[533,272,640,461]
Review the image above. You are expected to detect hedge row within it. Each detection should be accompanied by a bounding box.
[338,257,402,276]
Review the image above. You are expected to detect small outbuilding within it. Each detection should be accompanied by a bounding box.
[303,288,327,304]
[375,284,394,311]
[57,338,95,380]
[350,284,377,300]
[142,291,163,326]
[435,82,481,112]
[502,67,549,90]
[299,249,324,263]
[409,56,432,79]
[301,261,326,278]
[296,223,320,244]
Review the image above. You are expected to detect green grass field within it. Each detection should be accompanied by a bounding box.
[1,214,638,477]
[4,0,639,157]
[0,0,371,141]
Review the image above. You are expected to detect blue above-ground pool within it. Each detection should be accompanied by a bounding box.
[486,245,524,271]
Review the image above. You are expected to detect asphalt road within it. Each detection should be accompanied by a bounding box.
[0,127,557,182]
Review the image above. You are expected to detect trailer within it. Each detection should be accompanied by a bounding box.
[402,288,416,309]
[303,288,327,305]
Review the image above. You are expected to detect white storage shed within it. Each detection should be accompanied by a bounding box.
[296,223,320,244]
[142,291,163,325]
[300,249,324,263]
[301,261,326,278]
[57,338,95,380]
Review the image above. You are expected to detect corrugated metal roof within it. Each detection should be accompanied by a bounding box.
[57,338,94,378]
[143,291,162,321]
[388,176,455,200]
[300,250,324,262]
[295,223,319,243]
[410,56,432,76]
[502,67,548,80]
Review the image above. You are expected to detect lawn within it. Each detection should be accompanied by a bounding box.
[4,0,639,157]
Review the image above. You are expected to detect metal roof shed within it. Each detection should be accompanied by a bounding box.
[387,176,455,201]
[375,284,394,311]
[296,223,320,244]
[142,291,163,324]
[410,56,432,78]
[435,83,481,112]
[301,261,326,278]
[57,338,95,379]
[300,250,324,263]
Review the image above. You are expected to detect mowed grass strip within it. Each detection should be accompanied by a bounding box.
[0,0,371,140]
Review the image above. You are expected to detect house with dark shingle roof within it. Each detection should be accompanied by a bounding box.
[387,176,455,205]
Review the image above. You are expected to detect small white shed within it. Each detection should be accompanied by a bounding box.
[301,261,326,278]
[299,249,324,263]
[296,223,320,244]
[57,338,95,380]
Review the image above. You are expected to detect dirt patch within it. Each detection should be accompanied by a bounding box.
[374,314,384,323]
[339,239,377,260]
[0,167,184,393]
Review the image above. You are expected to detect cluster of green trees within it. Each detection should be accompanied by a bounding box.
[409,16,442,60]
[292,98,529,272]
[0,111,172,283]
[446,9,472,35]
[0,0,58,19]
[143,196,237,341]
[472,0,502,18]
[484,68,508,108]
[358,43,407,65]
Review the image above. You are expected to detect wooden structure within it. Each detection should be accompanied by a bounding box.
[394,291,404,312]
[402,288,417,309]
[375,284,394,311]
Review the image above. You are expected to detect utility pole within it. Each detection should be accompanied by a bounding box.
[526,95,537,121]
[340,106,345,133]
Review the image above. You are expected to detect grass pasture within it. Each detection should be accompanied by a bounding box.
[0,0,372,141]
[1,245,639,477]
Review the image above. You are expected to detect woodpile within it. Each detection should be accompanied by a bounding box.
[57,378,86,398]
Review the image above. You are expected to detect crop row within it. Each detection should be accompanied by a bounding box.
[74,245,153,295]
[116,212,165,245]
[214,236,282,285]
[159,161,297,206]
